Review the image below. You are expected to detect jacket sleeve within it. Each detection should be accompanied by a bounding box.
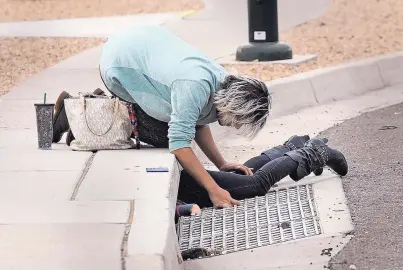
[168,79,210,152]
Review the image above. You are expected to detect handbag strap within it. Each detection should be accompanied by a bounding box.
[81,94,119,136]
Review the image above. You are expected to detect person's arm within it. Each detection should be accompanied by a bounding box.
[173,148,219,192]
[195,125,226,169]
[176,201,201,218]
[173,148,239,207]
[195,125,253,175]
[169,80,240,207]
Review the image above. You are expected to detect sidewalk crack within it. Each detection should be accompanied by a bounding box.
[121,200,135,270]
[309,79,320,104]
[70,152,96,200]
[376,62,387,87]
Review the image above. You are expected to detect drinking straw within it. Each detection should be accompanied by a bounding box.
[44,93,47,104]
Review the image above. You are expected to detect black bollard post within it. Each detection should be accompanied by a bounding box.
[236,0,293,62]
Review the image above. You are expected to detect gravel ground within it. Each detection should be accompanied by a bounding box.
[1,0,402,96]
[0,0,202,96]
[0,0,203,22]
[224,0,403,81]
[0,37,104,96]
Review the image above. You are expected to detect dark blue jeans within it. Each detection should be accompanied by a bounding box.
[178,153,298,208]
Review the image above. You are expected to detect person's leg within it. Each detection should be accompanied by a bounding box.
[53,91,72,143]
[178,156,297,208]
[177,135,309,207]
[242,155,272,173]
[134,132,314,206]
[243,135,324,176]
[175,200,201,223]
[132,103,169,148]
[285,138,348,181]
[178,138,348,208]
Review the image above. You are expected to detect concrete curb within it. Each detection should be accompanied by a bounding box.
[0,61,184,269]
[72,149,183,270]
[267,51,403,118]
[126,155,183,270]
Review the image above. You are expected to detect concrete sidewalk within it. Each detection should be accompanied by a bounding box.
[0,12,180,38]
[4,50,403,269]
[1,0,402,266]
[0,0,330,60]
[164,0,330,59]
[0,2,332,268]
[0,60,182,270]
[1,46,403,269]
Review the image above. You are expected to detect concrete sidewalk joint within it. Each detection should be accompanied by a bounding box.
[70,152,96,200]
[121,201,134,270]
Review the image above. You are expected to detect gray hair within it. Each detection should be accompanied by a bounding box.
[214,75,272,138]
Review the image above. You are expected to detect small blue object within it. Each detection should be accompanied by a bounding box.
[146,167,169,172]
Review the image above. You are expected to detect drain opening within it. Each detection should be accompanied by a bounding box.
[177,184,322,257]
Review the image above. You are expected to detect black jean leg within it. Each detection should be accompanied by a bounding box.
[243,145,292,172]
[100,70,170,148]
[132,104,169,148]
[178,156,298,208]
[242,155,271,173]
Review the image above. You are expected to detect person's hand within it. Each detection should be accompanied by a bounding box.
[208,186,241,208]
[190,204,201,216]
[219,162,253,176]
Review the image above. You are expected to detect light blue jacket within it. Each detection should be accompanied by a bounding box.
[100,25,229,151]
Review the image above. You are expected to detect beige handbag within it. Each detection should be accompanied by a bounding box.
[64,93,135,151]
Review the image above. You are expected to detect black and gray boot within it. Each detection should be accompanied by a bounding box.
[53,91,72,143]
[262,135,310,160]
[262,135,324,176]
[285,138,348,181]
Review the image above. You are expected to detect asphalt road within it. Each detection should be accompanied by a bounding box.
[319,103,403,270]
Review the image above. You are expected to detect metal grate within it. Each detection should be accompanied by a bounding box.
[177,184,322,255]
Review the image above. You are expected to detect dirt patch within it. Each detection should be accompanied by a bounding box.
[0,37,104,96]
[0,0,203,22]
[224,0,403,81]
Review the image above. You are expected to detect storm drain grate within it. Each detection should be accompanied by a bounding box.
[177,184,322,255]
